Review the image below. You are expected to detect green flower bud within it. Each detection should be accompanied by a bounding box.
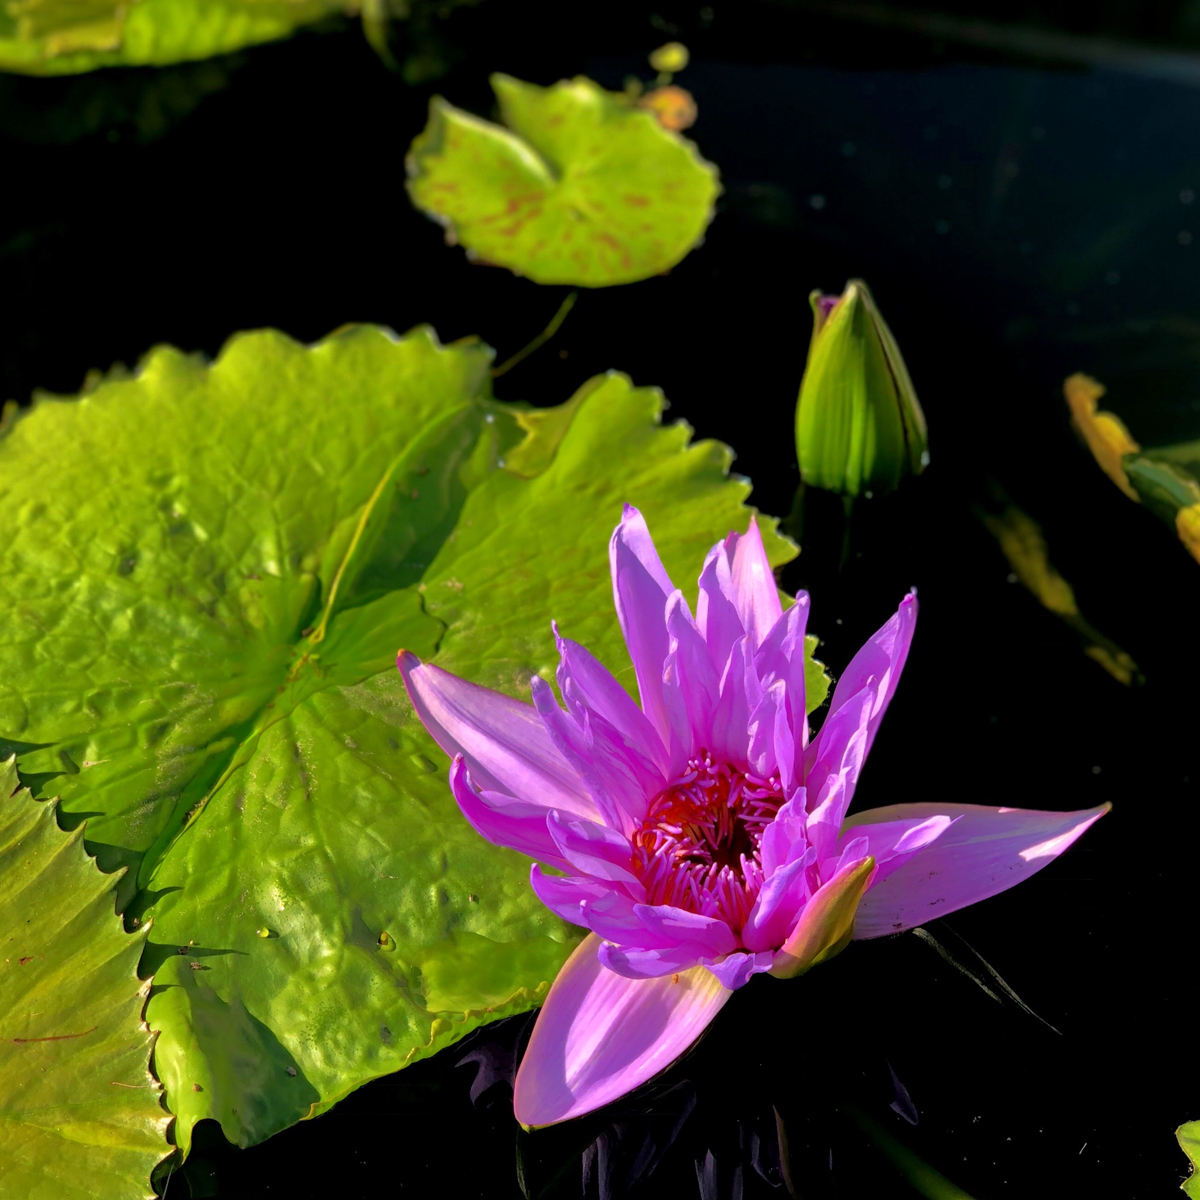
[795,280,929,497]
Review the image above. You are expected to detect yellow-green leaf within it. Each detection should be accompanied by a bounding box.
[406,73,720,286]
[0,0,348,77]
[0,757,169,1198]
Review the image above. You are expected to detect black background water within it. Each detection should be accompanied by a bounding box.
[2,3,1196,1196]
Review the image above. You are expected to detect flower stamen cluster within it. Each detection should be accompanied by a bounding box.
[632,753,784,929]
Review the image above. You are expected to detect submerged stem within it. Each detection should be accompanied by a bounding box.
[491,291,578,378]
[843,1101,979,1200]
[838,493,855,572]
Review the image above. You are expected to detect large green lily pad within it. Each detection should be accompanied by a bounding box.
[0,0,346,76]
[0,323,821,1152]
[406,73,720,286]
[0,756,168,1199]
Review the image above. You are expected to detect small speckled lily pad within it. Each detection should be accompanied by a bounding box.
[406,73,720,286]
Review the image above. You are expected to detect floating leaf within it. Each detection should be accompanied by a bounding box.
[0,0,349,76]
[1179,1119,1200,1198]
[1064,373,1200,565]
[406,73,720,286]
[0,757,169,1198]
[0,323,822,1152]
[976,495,1141,685]
[1124,443,1200,567]
[1063,373,1140,501]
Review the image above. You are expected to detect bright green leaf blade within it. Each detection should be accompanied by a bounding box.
[406,73,720,287]
[0,0,348,76]
[1,325,823,1152]
[0,757,169,1199]
[1179,1119,1200,1197]
[0,324,492,888]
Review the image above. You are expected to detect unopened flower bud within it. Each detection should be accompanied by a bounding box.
[795,280,928,497]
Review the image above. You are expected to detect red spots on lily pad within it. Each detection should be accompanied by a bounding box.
[406,73,718,284]
[595,232,633,269]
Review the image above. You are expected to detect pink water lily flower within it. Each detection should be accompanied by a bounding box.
[398,506,1107,1128]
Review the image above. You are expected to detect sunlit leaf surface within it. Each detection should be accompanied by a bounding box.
[0,757,168,1199]
[1179,1120,1200,1198]
[0,323,815,1151]
[406,73,720,286]
[0,0,347,76]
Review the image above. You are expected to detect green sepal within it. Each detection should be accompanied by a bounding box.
[769,855,875,978]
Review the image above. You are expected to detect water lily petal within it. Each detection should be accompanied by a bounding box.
[532,675,647,835]
[663,590,722,755]
[836,813,955,886]
[610,505,675,746]
[710,635,761,767]
[514,933,731,1127]
[529,866,641,938]
[770,855,876,978]
[696,538,744,678]
[632,903,738,957]
[742,852,813,953]
[706,950,775,990]
[758,790,809,878]
[845,802,1110,938]
[728,516,784,650]
[803,683,876,857]
[448,756,571,869]
[598,941,709,978]
[746,679,788,784]
[547,809,642,888]
[399,651,594,818]
[554,624,669,782]
[823,591,916,761]
[754,592,812,762]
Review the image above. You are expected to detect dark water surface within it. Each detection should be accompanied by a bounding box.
[2,4,1195,1196]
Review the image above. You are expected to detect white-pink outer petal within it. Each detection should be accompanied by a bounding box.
[513,933,731,1127]
[845,801,1110,939]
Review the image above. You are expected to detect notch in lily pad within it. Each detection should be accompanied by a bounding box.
[406,72,720,287]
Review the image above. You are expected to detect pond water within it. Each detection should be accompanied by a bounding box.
[2,4,1194,1196]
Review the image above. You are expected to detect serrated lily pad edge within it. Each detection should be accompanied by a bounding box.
[1,756,172,1196]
